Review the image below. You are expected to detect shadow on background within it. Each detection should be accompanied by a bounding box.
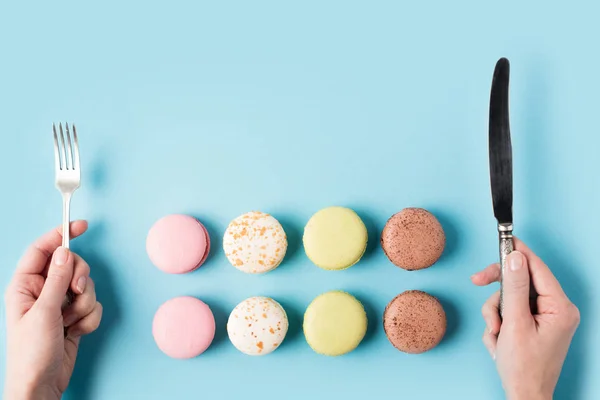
[350,206,380,262]
[196,296,229,352]
[88,150,108,191]
[191,214,224,271]
[521,63,589,400]
[430,209,462,263]
[433,294,461,347]
[275,213,303,264]
[525,230,590,400]
[353,292,380,347]
[276,298,303,344]
[67,223,123,400]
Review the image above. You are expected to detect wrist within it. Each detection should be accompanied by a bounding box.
[4,380,34,400]
[507,389,552,400]
[4,381,61,400]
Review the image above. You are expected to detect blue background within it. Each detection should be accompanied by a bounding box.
[1,1,598,399]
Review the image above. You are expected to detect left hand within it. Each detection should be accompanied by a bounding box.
[4,221,103,400]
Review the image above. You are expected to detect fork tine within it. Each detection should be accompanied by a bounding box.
[58,123,67,170]
[72,124,80,171]
[53,124,61,171]
[65,123,73,170]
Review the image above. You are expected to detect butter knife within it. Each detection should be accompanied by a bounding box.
[488,57,537,317]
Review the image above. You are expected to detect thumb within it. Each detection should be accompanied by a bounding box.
[38,247,74,310]
[502,251,532,322]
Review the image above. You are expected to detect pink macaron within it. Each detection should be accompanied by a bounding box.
[146,214,211,274]
[152,296,216,359]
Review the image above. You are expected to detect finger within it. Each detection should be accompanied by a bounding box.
[482,328,497,360]
[63,278,96,327]
[69,254,90,295]
[502,251,533,322]
[481,291,501,335]
[63,335,81,380]
[67,302,102,338]
[36,247,74,312]
[471,263,501,286]
[513,238,567,299]
[16,221,88,275]
[536,295,563,316]
[4,274,45,323]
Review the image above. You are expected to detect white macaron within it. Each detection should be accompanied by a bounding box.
[223,211,287,274]
[227,296,288,356]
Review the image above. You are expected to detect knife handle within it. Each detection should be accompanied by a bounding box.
[498,227,513,319]
[498,225,538,319]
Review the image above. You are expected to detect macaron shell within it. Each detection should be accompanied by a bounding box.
[383,290,446,354]
[152,296,216,359]
[223,211,287,274]
[197,223,211,269]
[303,291,367,356]
[227,296,288,356]
[303,207,368,270]
[146,214,211,274]
[381,208,445,270]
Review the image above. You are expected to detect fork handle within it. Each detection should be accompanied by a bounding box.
[61,194,75,315]
[62,194,72,249]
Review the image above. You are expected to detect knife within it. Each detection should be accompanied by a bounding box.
[488,57,537,317]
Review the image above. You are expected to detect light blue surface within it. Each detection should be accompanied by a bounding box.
[0,1,598,399]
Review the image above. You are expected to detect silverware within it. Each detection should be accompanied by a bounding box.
[53,123,81,248]
[488,58,537,317]
[489,58,513,317]
[53,123,81,310]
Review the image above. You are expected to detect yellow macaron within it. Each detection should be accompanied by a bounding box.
[302,206,368,270]
[303,291,367,356]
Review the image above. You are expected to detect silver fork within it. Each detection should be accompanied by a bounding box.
[53,123,81,249]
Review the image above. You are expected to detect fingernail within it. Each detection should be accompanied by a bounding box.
[509,252,522,271]
[54,247,69,266]
[492,351,496,361]
[76,276,87,294]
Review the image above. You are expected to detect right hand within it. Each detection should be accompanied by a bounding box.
[471,238,580,400]
[4,221,103,400]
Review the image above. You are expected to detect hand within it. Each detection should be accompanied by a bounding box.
[4,221,103,400]
[471,238,580,400]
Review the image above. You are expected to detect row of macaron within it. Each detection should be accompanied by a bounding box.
[153,289,447,359]
[146,207,447,274]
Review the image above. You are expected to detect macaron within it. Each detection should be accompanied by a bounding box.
[152,296,216,359]
[303,291,367,356]
[146,214,211,274]
[383,290,446,354]
[303,206,368,270]
[227,296,288,356]
[381,208,445,270]
[223,211,287,274]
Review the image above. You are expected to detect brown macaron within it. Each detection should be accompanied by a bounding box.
[383,290,447,354]
[381,208,445,270]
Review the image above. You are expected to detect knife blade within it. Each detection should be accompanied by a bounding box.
[489,57,513,225]
[488,57,537,318]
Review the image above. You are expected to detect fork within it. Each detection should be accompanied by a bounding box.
[53,123,81,249]
[53,123,81,312]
